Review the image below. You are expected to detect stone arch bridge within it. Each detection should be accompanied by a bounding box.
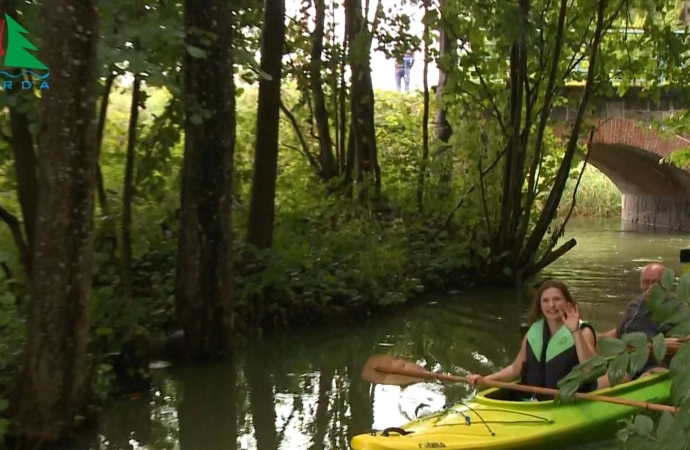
[552,86,690,230]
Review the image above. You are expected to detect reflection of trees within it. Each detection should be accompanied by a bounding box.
[96,373,181,450]
[345,347,375,444]
[309,364,333,450]
[97,395,154,450]
[175,362,238,450]
[95,290,532,449]
[245,352,278,450]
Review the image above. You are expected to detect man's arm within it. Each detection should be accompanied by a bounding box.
[597,327,618,340]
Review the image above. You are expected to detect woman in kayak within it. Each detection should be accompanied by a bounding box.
[466,279,598,400]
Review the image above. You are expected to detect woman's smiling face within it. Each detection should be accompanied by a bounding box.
[540,287,567,321]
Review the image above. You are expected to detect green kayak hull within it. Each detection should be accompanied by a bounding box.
[351,372,671,450]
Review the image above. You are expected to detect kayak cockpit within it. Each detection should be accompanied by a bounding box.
[474,371,670,407]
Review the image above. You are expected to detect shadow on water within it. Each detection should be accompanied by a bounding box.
[77,218,690,450]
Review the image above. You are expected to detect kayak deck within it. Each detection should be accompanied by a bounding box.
[351,373,671,450]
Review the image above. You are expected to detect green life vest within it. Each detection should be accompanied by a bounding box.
[526,318,590,363]
[518,317,597,400]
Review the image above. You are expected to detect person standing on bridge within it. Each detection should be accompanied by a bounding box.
[395,51,415,93]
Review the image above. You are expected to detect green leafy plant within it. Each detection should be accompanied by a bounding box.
[557,268,690,448]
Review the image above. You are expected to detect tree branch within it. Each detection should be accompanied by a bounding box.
[0,203,31,275]
[279,100,321,173]
[524,238,577,279]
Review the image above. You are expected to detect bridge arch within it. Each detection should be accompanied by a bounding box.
[556,118,690,229]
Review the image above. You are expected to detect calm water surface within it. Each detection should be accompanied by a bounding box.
[84,218,690,450]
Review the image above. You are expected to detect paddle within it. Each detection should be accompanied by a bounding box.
[362,354,679,414]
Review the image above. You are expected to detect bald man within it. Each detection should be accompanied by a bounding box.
[598,263,676,385]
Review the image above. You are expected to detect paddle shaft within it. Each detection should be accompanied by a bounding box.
[375,365,679,414]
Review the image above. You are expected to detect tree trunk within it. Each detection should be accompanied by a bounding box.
[176,0,236,360]
[344,0,380,200]
[122,75,141,302]
[9,107,38,262]
[95,71,117,217]
[13,0,100,444]
[416,0,430,211]
[310,0,338,181]
[434,1,454,196]
[94,69,118,254]
[246,0,286,251]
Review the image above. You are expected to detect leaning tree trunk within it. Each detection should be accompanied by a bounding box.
[176,0,236,361]
[13,0,100,444]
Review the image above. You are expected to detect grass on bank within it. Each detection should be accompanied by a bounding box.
[563,163,622,218]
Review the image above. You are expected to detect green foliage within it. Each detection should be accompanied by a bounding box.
[0,86,473,340]
[561,164,622,218]
[559,269,690,448]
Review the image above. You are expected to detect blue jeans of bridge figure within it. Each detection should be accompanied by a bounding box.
[395,59,412,92]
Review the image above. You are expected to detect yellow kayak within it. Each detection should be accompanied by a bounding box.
[351,373,671,450]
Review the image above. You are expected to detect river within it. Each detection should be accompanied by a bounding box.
[82,218,690,450]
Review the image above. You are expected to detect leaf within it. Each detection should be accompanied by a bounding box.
[597,336,627,357]
[607,352,630,387]
[653,298,682,324]
[0,399,8,412]
[661,305,690,326]
[0,310,10,327]
[661,268,676,291]
[559,355,606,389]
[556,378,580,403]
[579,355,609,382]
[649,288,681,324]
[185,45,207,59]
[670,369,690,406]
[648,283,669,310]
[633,414,654,436]
[258,70,273,81]
[668,321,690,338]
[677,272,690,302]
[628,346,649,376]
[656,410,675,437]
[652,333,667,363]
[0,293,14,306]
[670,343,690,375]
[95,327,112,337]
[622,332,649,348]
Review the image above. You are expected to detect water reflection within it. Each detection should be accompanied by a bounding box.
[84,218,690,450]
[176,363,238,450]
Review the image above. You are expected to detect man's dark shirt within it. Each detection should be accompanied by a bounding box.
[616,295,673,375]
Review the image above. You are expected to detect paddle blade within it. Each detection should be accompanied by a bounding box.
[361,354,431,386]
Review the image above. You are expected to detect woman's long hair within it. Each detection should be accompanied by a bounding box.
[526,279,578,326]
